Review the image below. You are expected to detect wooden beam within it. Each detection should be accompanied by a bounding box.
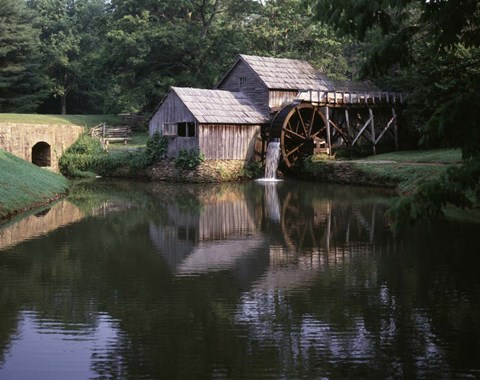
[345,108,351,143]
[369,108,376,154]
[375,114,397,144]
[351,114,373,146]
[325,106,331,155]
[393,107,399,150]
[329,119,348,142]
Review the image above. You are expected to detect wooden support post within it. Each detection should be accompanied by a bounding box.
[369,108,376,155]
[344,108,351,144]
[351,114,374,146]
[393,107,398,150]
[325,106,331,155]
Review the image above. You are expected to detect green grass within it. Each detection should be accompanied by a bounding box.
[361,148,462,164]
[108,131,149,150]
[353,162,449,194]
[351,148,463,193]
[0,149,69,219]
[0,113,122,128]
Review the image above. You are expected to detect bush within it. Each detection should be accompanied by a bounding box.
[175,149,205,170]
[59,134,103,177]
[60,132,168,177]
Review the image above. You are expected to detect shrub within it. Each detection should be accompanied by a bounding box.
[60,133,168,177]
[175,149,205,170]
[59,134,103,177]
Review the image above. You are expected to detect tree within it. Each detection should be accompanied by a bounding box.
[312,0,480,224]
[27,0,112,114]
[0,0,48,112]
[243,0,350,78]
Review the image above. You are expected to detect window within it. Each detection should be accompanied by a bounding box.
[163,122,196,137]
[239,76,247,88]
[163,122,177,136]
[178,122,196,137]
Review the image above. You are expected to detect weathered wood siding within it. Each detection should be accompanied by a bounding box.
[269,90,298,110]
[165,136,199,158]
[149,91,199,157]
[199,124,260,160]
[149,91,196,135]
[217,61,270,116]
[199,200,257,240]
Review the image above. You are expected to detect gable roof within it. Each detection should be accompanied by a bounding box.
[171,87,268,124]
[218,54,334,91]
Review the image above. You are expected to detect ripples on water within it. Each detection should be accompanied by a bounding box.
[0,180,479,379]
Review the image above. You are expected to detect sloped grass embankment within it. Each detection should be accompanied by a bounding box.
[303,148,462,194]
[0,149,69,220]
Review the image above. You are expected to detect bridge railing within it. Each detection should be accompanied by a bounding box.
[296,90,407,106]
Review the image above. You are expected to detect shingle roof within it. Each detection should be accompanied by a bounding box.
[172,87,268,124]
[238,54,334,91]
[328,79,380,92]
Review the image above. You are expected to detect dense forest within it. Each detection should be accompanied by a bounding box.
[1,0,479,220]
[0,0,352,115]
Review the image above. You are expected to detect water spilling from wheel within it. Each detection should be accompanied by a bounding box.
[263,139,281,180]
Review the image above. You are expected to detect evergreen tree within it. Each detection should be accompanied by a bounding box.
[0,0,48,112]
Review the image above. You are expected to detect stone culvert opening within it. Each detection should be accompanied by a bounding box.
[32,141,51,167]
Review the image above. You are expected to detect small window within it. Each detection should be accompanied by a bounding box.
[178,123,187,137]
[163,122,177,136]
[178,122,196,137]
[187,122,196,137]
[239,76,247,88]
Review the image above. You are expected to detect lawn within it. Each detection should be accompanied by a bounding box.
[0,113,122,128]
[360,148,462,164]
[0,149,69,220]
[107,131,149,150]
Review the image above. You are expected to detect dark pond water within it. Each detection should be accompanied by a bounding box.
[0,179,479,379]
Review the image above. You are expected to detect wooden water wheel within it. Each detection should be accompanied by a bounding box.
[269,102,327,168]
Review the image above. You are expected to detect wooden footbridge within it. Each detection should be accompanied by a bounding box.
[267,88,405,168]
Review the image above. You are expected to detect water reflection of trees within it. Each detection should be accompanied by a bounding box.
[0,180,479,379]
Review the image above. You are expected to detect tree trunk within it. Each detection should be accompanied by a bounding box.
[61,94,67,115]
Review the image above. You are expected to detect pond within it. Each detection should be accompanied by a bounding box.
[0,179,479,379]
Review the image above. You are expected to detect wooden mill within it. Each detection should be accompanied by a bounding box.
[149,54,405,168]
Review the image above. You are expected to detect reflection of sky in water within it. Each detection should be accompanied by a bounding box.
[234,285,450,378]
[0,311,122,380]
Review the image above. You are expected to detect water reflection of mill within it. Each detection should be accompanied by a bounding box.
[149,182,390,289]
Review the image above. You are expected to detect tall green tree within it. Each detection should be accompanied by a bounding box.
[244,0,350,78]
[313,0,480,224]
[0,0,48,112]
[27,0,111,114]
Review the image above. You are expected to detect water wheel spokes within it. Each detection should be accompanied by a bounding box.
[270,102,326,168]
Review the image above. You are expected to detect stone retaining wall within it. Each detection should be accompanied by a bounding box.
[145,159,261,182]
[0,123,84,171]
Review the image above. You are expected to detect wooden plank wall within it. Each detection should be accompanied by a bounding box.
[148,91,196,135]
[166,136,199,157]
[269,90,298,110]
[199,124,260,160]
[199,200,257,241]
[217,61,270,116]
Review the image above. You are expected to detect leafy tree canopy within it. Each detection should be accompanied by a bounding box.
[313,0,480,224]
[0,0,48,112]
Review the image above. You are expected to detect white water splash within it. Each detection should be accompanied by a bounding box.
[263,139,281,180]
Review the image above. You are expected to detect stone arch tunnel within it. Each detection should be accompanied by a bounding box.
[0,123,84,171]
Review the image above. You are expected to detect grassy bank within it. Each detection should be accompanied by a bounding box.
[0,113,122,128]
[303,148,462,194]
[0,149,69,220]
